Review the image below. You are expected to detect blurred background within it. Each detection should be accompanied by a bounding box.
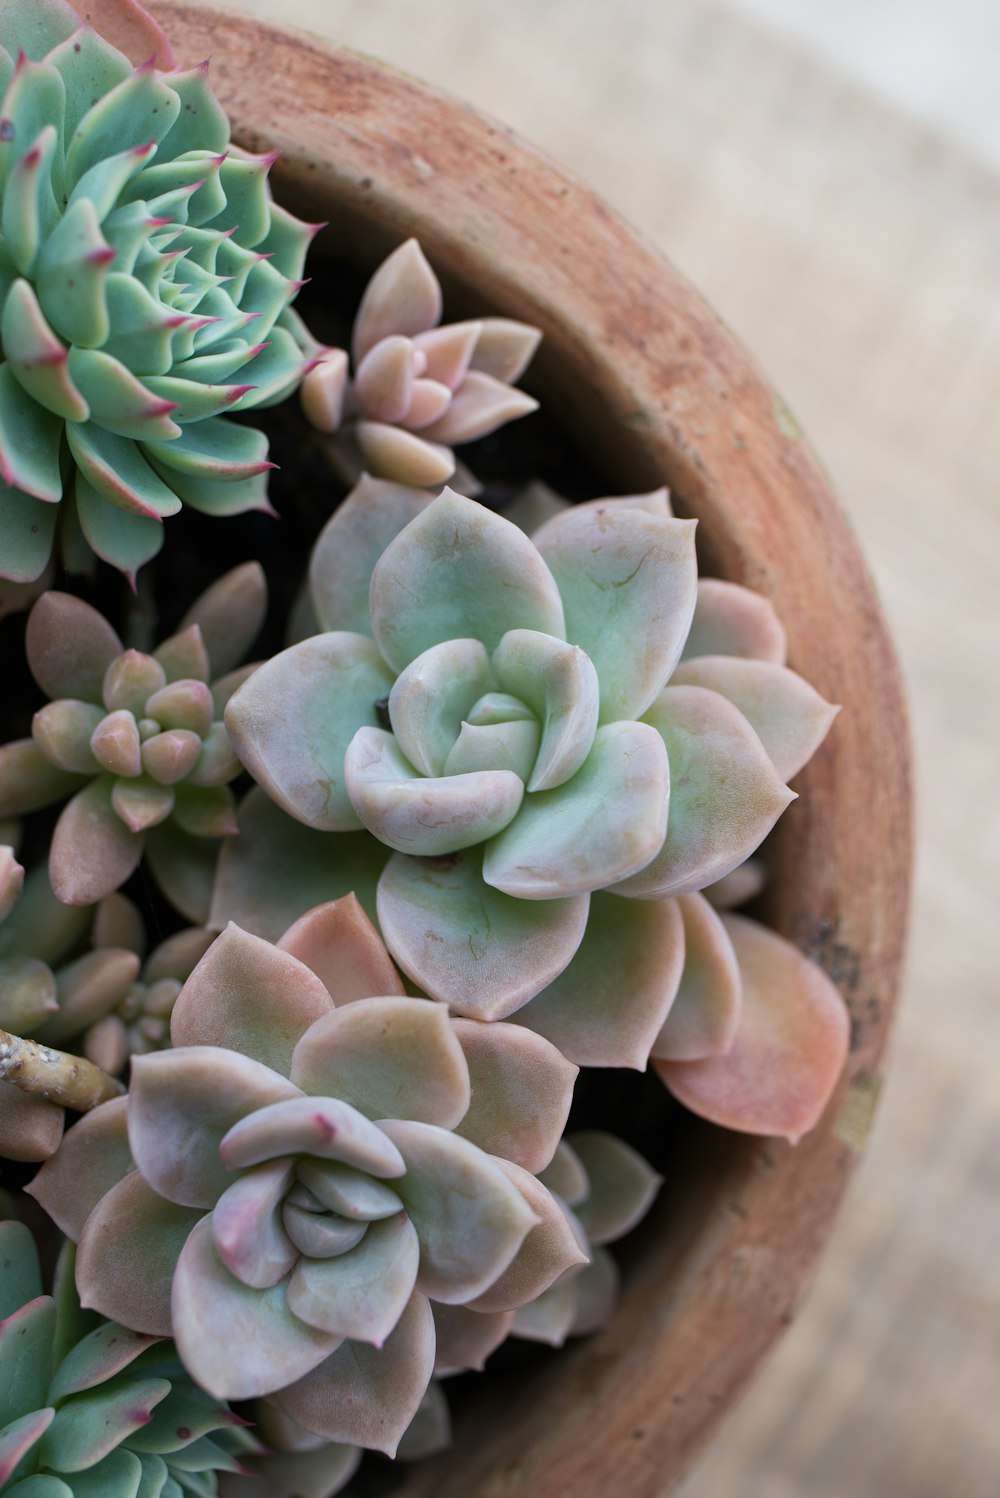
[216,2,999,1493]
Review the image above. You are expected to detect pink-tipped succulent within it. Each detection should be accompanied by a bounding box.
[0,563,265,917]
[30,898,583,1455]
[0,0,321,591]
[301,239,540,488]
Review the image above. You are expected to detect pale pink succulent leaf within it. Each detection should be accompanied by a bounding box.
[34,947,140,1044]
[140,727,203,786]
[511,1276,578,1347]
[154,626,211,687]
[680,578,787,665]
[370,490,566,674]
[451,1020,576,1173]
[234,1441,361,1498]
[652,892,742,1061]
[66,0,176,68]
[468,1159,588,1314]
[173,562,267,681]
[412,320,482,389]
[172,1217,341,1401]
[670,656,839,782]
[294,1160,403,1222]
[308,474,434,636]
[127,1047,302,1209]
[420,370,538,446]
[514,890,685,1069]
[378,1120,539,1304]
[102,651,166,716]
[432,1302,514,1375]
[401,376,457,432]
[492,629,600,791]
[388,637,495,778]
[25,591,122,701]
[352,240,442,364]
[219,1097,405,1180]
[655,913,851,1142]
[225,633,394,832]
[531,489,675,542]
[354,335,417,424]
[534,507,698,723]
[273,1291,435,1457]
[0,739,85,818]
[469,318,542,384]
[32,700,104,775]
[76,1172,201,1335]
[211,1160,297,1290]
[49,778,144,905]
[614,685,795,899]
[189,722,242,788]
[704,857,766,910]
[0,1084,63,1163]
[568,1245,620,1336]
[354,421,456,489]
[91,708,142,778]
[143,680,214,737]
[395,1379,451,1461]
[26,1096,133,1239]
[143,819,219,925]
[301,346,349,433]
[537,1140,589,1208]
[503,479,571,536]
[377,847,589,1018]
[282,1207,367,1259]
[276,895,403,1008]
[345,726,524,857]
[0,846,24,925]
[285,1213,419,1345]
[569,1131,663,1246]
[483,721,669,899]
[170,923,333,1075]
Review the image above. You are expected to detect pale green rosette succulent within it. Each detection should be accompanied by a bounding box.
[0,1220,256,1497]
[0,0,320,588]
[29,898,583,1457]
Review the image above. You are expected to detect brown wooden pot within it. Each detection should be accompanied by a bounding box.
[152,7,913,1492]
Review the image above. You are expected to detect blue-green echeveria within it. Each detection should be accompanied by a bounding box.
[0,0,320,588]
[29,898,582,1456]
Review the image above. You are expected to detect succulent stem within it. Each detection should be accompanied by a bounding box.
[0,1028,124,1110]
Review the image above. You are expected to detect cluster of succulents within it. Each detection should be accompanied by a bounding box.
[0,2,852,1494]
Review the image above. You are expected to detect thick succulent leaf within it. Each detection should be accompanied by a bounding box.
[0,1085,63,1162]
[432,1302,513,1375]
[75,1172,201,1335]
[282,1206,365,1259]
[369,490,565,674]
[35,946,140,1043]
[0,359,63,501]
[49,779,143,906]
[67,423,180,520]
[128,1047,302,1209]
[569,1131,662,1245]
[671,655,839,781]
[3,275,87,419]
[0,863,89,967]
[211,1160,296,1291]
[26,591,121,702]
[452,1020,575,1172]
[0,739,84,818]
[420,370,538,446]
[229,1445,361,1498]
[354,422,455,487]
[483,721,669,899]
[530,489,673,543]
[290,997,470,1129]
[301,345,348,432]
[170,924,332,1077]
[569,1245,620,1336]
[514,891,684,1069]
[172,1218,339,1401]
[0,1296,56,1428]
[274,1291,435,1457]
[680,578,787,665]
[614,685,795,899]
[144,417,271,484]
[352,239,441,363]
[378,1120,538,1304]
[443,718,539,781]
[377,848,589,1019]
[308,474,432,634]
[0,0,77,60]
[537,1140,588,1207]
[388,637,494,778]
[651,892,741,1061]
[38,1375,170,1473]
[71,0,176,68]
[534,505,698,722]
[469,317,542,382]
[32,699,103,775]
[25,1096,133,1239]
[0,1407,55,1486]
[0,1219,42,1318]
[491,629,598,791]
[294,1161,403,1223]
[511,1277,578,1347]
[0,483,58,585]
[0,956,58,1032]
[48,1321,157,1400]
[395,1379,451,1461]
[220,1096,404,1179]
[225,633,393,832]
[179,563,267,680]
[286,1213,419,1345]
[355,334,417,422]
[469,1160,587,1314]
[277,894,404,1006]
[656,913,851,1142]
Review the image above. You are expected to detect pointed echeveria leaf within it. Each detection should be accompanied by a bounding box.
[308,474,433,635]
[511,1278,578,1347]
[225,633,394,832]
[0,484,57,586]
[26,592,123,702]
[0,740,84,819]
[537,1140,589,1207]
[169,924,333,1076]
[219,1097,405,1179]
[0,1408,56,1487]
[274,1290,435,1457]
[569,1132,662,1245]
[354,334,417,423]
[37,1375,170,1473]
[483,721,669,899]
[0,1085,63,1162]
[277,895,404,1006]
[34,946,139,1043]
[432,1302,513,1375]
[569,1245,620,1336]
[178,562,266,680]
[75,1172,201,1335]
[172,1218,340,1401]
[680,578,786,665]
[354,423,455,489]
[614,685,795,899]
[0,1297,56,1428]
[468,317,541,383]
[290,998,470,1129]
[469,1159,587,1314]
[26,1097,133,1239]
[209,1160,296,1291]
[369,490,565,674]
[388,637,494,778]
[49,779,143,905]
[352,239,441,363]
[652,892,741,1062]
[377,848,589,1019]
[533,505,698,722]
[670,656,839,781]
[379,1121,538,1304]
[451,1020,576,1172]
[48,1320,158,1401]
[657,913,850,1142]
[420,370,538,446]
[286,1213,419,1345]
[492,629,599,791]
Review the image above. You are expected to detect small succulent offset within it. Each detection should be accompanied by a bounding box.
[301,239,540,488]
[0,0,320,590]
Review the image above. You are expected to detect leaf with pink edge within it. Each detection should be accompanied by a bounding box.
[0,1408,55,1486]
[49,779,143,906]
[680,578,786,665]
[369,490,565,674]
[277,895,404,1006]
[273,1291,435,1457]
[211,1160,296,1291]
[614,686,795,899]
[308,474,433,635]
[286,1213,419,1345]
[377,847,589,1019]
[352,239,442,363]
[170,924,333,1076]
[534,505,698,722]
[655,913,850,1142]
[25,592,122,702]
[37,1377,170,1473]
[171,1218,340,1401]
[178,562,266,680]
[569,1131,662,1245]
[0,741,84,819]
[469,1160,587,1314]
[75,1173,201,1335]
[26,1097,133,1239]
[451,1020,576,1172]
[515,891,684,1069]
[48,1322,158,1400]
[0,1297,56,1426]
[652,892,741,1062]
[0,1087,62,1163]
[290,998,470,1129]
[432,1302,513,1375]
[219,1096,405,1179]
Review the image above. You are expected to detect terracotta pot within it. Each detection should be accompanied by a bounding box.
[152,6,913,1492]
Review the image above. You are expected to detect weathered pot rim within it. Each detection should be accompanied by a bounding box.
[152,7,913,1493]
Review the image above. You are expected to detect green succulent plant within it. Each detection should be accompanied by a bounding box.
[0,1219,256,1497]
[0,0,319,590]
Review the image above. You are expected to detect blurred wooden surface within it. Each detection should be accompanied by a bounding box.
[215,1,999,1492]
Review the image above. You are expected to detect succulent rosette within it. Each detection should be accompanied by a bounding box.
[301,239,540,489]
[0,0,320,589]
[0,563,265,917]
[29,898,583,1455]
